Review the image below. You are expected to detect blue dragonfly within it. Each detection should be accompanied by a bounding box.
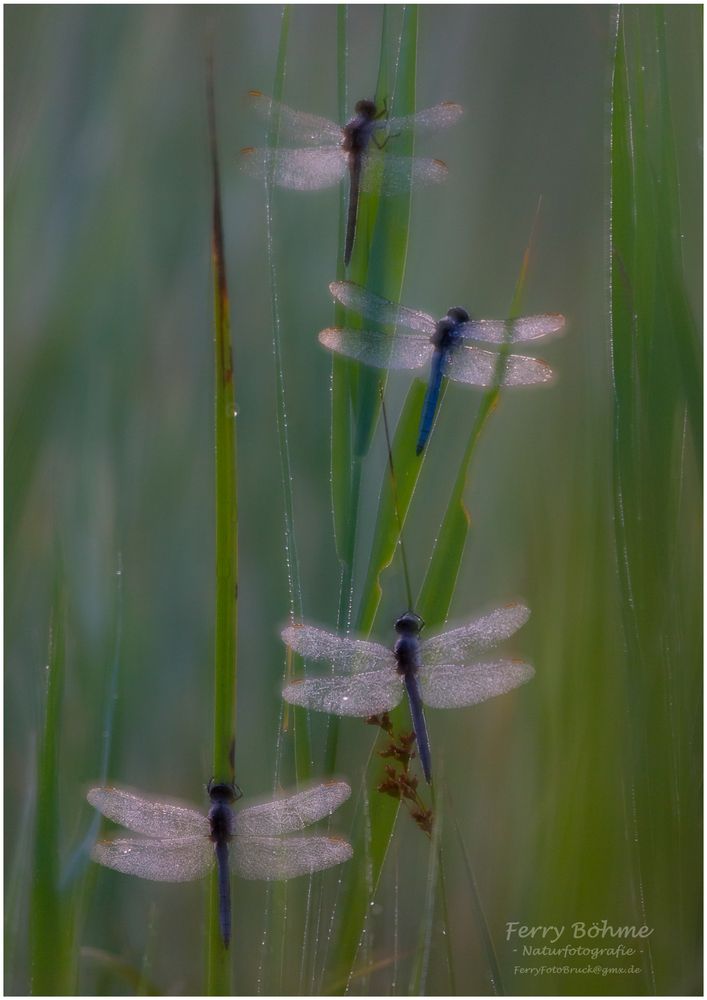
[320,281,566,454]
[282,603,534,784]
[241,91,462,265]
[87,779,351,947]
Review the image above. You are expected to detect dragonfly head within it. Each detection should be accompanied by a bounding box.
[354,98,377,119]
[394,611,424,636]
[207,779,243,804]
[446,306,470,325]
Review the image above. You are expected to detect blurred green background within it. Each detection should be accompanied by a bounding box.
[5,5,701,995]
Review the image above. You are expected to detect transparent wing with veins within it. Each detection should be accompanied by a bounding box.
[319,327,432,370]
[240,146,348,190]
[421,604,531,666]
[92,836,214,882]
[329,281,436,334]
[246,91,343,145]
[418,604,534,709]
[384,101,464,134]
[282,624,392,673]
[444,347,554,386]
[232,835,352,880]
[283,670,403,717]
[419,660,535,708]
[234,781,351,837]
[87,787,208,838]
[359,152,449,194]
[458,314,566,345]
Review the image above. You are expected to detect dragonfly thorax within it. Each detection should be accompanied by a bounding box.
[447,306,470,324]
[342,100,379,153]
[393,612,423,678]
[208,800,235,845]
[432,309,468,351]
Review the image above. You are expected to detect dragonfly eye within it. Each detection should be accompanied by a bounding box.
[447,306,470,324]
[354,98,376,117]
[394,611,424,635]
[208,780,239,804]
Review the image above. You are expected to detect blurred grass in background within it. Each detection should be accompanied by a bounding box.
[5,5,701,995]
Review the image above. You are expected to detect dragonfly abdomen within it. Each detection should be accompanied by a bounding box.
[416,348,447,455]
[403,673,432,784]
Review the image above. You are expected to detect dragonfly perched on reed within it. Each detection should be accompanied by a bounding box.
[241,91,462,265]
[320,281,566,453]
[282,604,534,784]
[87,780,352,947]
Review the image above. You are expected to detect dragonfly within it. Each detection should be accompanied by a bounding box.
[241,91,462,265]
[282,603,534,784]
[87,779,352,947]
[320,281,566,454]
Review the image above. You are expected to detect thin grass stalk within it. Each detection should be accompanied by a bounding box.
[430,779,457,995]
[206,55,238,995]
[30,575,75,995]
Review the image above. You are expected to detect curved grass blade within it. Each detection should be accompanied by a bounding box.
[206,52,237,994]
[80,947,161,996]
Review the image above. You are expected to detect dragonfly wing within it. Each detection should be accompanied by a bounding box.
[421,604,531,666]
[87,787,208,837]
[319,327,432,371]
[444,346,554,386]
[234,781,351,837]
[283,669,402,717]
[329,281,435,335]
[419,660,535,709]
[384,102,464,134]
[459,314,566,345]
[281,624,391,673]
[92,836,213,882]
[360,153,448,195]
[232,835,352,881]
[246,91,342,145]
[240,146,347,190]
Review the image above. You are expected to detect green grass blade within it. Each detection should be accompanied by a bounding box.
[330,4,354,577]
[30,575,75,995]
[327,7,419,780]
[330,8,419,987]
[263,7,313,787]
[350,5,418,461]
[206,55,237,995]
[418,209,539,626]
[356,378,428,630]
[334,202,542,993]
[408,797,441,995]
[609,6,702,992]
